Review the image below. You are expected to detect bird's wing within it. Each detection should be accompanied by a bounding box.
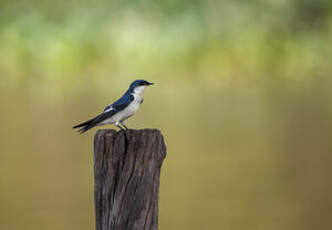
[103,94,134,113]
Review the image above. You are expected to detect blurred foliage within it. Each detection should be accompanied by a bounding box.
[0,1,332,230]
[0,0,331,85]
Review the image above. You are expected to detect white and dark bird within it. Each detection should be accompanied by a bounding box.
[73,79,154,133]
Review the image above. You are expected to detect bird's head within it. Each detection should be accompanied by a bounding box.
[129,79,154,95]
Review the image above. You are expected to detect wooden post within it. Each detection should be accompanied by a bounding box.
[93,129,167,230]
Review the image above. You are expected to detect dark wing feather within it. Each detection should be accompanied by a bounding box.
[110,94,134,111]
[74,111,117,133]
[73,94,134,133]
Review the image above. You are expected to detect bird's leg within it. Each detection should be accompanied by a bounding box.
[121,121,129,130]
[115,122,124,130]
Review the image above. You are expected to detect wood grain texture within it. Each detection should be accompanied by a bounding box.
[94,129,167,230]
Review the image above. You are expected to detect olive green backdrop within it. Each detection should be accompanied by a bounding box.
[1,1,332,229]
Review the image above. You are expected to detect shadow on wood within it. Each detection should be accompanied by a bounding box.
[94,129,167,230]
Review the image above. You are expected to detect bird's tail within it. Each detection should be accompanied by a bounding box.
[73,111,113,134]
[73,117,98,134]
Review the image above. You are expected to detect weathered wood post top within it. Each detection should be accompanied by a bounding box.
[94,129,167,230]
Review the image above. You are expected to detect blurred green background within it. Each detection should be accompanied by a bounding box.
[1,0,332,229]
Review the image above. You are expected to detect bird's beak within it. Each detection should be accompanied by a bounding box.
[148,82,154,86]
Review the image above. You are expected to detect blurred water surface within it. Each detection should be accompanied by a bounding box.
[1,1,332,230]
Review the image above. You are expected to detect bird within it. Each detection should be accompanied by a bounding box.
[73,79,154,133]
